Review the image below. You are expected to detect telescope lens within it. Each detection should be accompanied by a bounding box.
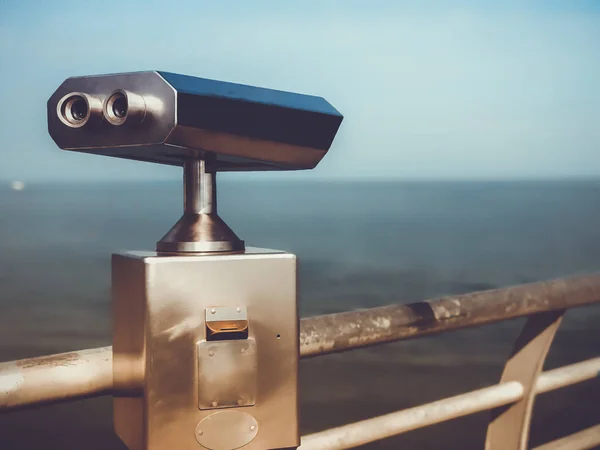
[70,98,88,121]
[58,94,90,127]
[112,96,128,118]
[104,91,130,125]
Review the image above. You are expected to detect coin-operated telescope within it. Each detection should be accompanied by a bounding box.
[48,71,343,450]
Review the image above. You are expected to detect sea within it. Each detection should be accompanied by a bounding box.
[0,179,599,449]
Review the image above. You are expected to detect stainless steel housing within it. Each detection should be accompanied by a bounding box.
[47,71,343,171]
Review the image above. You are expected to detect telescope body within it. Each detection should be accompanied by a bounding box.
[48,71,343,171]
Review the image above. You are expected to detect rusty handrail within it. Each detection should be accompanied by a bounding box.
[0,347,112,411]
[299,273,600,357]
[2,273,600,411]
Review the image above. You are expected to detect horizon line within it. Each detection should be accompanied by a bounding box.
[3,176,600,185]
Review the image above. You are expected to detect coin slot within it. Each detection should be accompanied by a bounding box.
[206,306,249,341]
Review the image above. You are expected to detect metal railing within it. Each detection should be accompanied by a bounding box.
[1,274,600,449]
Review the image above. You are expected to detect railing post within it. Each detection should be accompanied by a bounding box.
[485,310,565,450]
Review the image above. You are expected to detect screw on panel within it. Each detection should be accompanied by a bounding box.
[208,350,215,357]
[250,425,256,432]
[211,401,218,407]
[236,307,241,313]
[197,430,204,437]
[210,308,216,314]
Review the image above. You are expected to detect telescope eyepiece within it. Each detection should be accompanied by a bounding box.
[58,94,90,127]
[105,91,127,124]
[104,90,145,126]
[57,92,103,128]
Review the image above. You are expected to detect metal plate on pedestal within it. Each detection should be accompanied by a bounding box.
[195,410,258,449]
[198,338,257,410]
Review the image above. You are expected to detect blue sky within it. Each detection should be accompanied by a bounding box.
[0,0,599,181]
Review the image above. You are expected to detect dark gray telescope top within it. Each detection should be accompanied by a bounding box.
[159,71,342,152]
[159,71,341,115]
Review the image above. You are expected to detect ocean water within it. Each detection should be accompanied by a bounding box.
[0,180,599,449]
